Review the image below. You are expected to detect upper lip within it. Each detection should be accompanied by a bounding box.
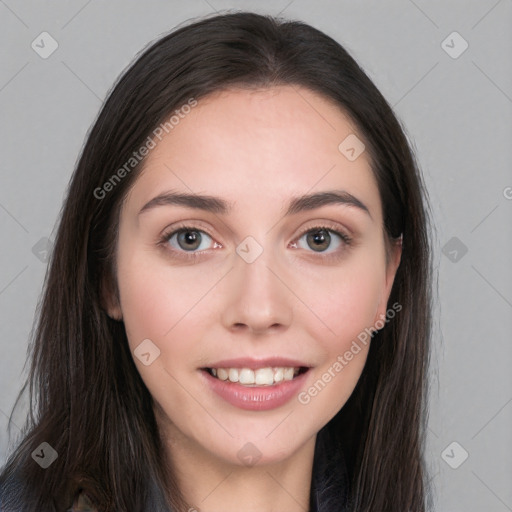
[203,357,311,370]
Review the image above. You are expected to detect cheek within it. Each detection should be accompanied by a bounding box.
[295,253,385,348]
[117,268,170,344]
[291,254,384,418]
[326,277,378,335]
[116,244,179,329]
[116,250,217,362]
[115,256,210,412]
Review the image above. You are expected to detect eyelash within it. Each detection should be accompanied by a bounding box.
[158,222,352,262]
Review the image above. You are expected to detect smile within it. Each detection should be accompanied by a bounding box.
[204,366,308,386]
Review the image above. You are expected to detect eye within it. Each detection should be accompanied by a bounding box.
[158,222,352,262]
[159,224,219,260]
[292,224,352,255]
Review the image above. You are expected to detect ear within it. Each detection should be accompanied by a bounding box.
[100,272,123,321]
[373,235,402,323]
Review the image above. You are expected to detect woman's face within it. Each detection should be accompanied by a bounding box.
[107,85,401,468]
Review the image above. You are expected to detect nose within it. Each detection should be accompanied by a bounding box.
[220,246,293,335]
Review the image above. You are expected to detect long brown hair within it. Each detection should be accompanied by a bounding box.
[0,11,434,511]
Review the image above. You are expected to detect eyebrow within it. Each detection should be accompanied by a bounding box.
[138,189,371,219]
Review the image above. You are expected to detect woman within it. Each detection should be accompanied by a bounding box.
[0,11,434,512]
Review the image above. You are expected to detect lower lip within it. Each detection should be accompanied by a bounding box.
[200,369,310,411]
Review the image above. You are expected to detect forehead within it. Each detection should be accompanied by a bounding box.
[124,85,381,222]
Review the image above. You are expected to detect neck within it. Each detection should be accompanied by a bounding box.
[157,416,316,512]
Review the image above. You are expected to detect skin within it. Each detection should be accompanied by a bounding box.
[105,85,402,512]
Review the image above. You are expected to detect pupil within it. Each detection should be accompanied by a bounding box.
[307,229,330,252]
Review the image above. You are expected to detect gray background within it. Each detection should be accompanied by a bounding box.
[1,1,511,510]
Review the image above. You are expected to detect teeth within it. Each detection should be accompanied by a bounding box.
[217,368,228,380]
[255,368,273,385]
[283,368,294,380]
[209,367,302,386]
[239,368,255,385]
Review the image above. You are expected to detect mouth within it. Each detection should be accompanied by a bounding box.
[201,366,310,387]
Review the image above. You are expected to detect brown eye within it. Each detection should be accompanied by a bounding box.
[162,227,214,253]
[305,229,331,252]
[176,229,202,251]
[292,224,352,259]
